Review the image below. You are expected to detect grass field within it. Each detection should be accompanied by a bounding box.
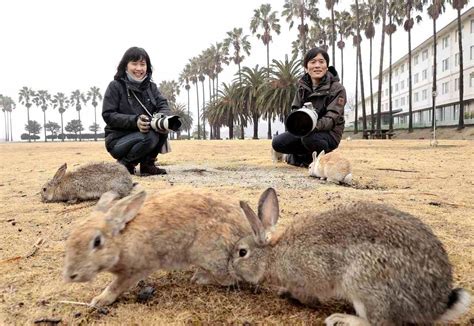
[0,139,473,325]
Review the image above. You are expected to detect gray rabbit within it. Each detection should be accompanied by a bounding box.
[229,188,471,325]
[41,162,133,203]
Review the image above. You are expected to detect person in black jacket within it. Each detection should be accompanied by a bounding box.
[272,47,347,167]
[102,47,170,175]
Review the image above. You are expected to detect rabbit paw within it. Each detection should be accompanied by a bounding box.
[325,313,370,326]
[191,269,214,285]
[90,291,117,307]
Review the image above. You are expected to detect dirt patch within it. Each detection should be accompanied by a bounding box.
[0,139,473,324]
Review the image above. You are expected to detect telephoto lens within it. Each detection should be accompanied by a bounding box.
[285,102,318,137]
[150,114,182,133]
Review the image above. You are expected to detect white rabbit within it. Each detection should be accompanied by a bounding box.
[271,148,288,164]
[41,162,133,203]
[63,188,252,306]
[229,188,471,325]
[308,150,352,185]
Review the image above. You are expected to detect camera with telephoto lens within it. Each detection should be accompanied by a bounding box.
[150,113,182,133]
[285,102,319,137]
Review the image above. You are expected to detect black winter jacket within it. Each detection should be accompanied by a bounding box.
[291,67,346,144]
[102,76,170,151]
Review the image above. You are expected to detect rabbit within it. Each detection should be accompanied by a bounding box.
[63,188,252,307]
[271,148,288,164]
[41,162,133,203]
[229,188,471,325]
[308,150,352,185]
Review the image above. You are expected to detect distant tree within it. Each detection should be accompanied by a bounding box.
[32,90,52,142]
[44,121,61,141]
[87,86,103,141]
[191,124,209,139]
[25,120,42,141]
[65,119,84,140]
[89,122,101,134]
[18,87,35,142]
[170,102,193,139]
[52,92,70,142]
[1,95,15,141]
[70,90,88,141]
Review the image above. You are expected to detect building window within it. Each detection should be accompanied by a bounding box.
[385,88,388,96]
[401,64,405,73]
[395,68,398,77]
[414,92,419,102]
[401,80,405,90]
[455,78,459,92]
[470,72,474,87]
[395,99,399,107]
[471,19,474,33]
[395,83,399,92]
[442,58,449,72]
[414,73,419,84]
[422,89,428,100]
[455,53,459,66]
[471,46,474,60]
[414,55,419,65]
[422,49,428,60]
[442,36,449,49]
[422,69,428,80]
[401,97,405,106]
[442,81,449,94]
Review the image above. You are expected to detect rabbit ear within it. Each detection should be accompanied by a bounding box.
[105,190,147,236]
[317,150,325,159]
[240,201,267,245]
[257,188,279,229]
[312,151,318,161]
[95,191,120,213]
[53,163,67,183]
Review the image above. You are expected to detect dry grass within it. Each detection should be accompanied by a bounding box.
[0,139,473,325]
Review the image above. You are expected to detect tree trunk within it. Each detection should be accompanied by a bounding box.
[457,7,464,129]
[354,52,359,134]
[93,105,97,141]
[355,0,367,134]
[408,29,413,132]
[78,110,82,141]
[27,107,31,142]
[61,113,64,142]
[389,17,394,131]
[431,18,437,131]
[195,84,200,139]
[266,42,272,139]
[369,37,374,132]
[201,80,206,140]
[376,0,387,131]
[253,111,259,139]
[43,111,47,142]
[186,88,190,138]
[9,111,13,141]
[331,7,336,66]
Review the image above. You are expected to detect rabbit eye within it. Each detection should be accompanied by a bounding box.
[239,249,247,257]
[93,235,102,249]
[42,188,47,192]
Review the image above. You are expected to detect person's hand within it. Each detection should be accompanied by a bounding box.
[137,115,150,133]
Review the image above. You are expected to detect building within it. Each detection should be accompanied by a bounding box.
[346,6,474,130]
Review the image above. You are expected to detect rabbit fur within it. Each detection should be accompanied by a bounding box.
[41,162,133,203]
[309,150,352,185]
[271,148,288,164]
[229,188,471,325]
[63,188,252,307]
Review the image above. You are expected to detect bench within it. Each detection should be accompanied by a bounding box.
[363,129,394,140]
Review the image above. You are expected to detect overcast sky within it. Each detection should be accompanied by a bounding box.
[0,0,465,140]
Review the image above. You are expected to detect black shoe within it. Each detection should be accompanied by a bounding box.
[118,160,136,175]
[140,162,167,176]
[286,154,312,168]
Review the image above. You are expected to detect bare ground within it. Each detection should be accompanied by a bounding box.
[0,139,473,325]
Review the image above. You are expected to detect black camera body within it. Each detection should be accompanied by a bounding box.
[285,102,318,137]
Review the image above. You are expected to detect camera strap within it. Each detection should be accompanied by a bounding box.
[130,90,152,118]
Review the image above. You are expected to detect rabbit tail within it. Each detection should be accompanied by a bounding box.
[436,288,471,323]
[343,173,353,185]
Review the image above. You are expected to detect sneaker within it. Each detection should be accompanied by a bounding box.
[140,162,167,176]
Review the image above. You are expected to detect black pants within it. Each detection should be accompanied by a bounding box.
[108,131,168,165]
[272,131,338,166]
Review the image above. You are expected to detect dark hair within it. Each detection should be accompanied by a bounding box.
[303,47,330,68]
[114,47,153,80]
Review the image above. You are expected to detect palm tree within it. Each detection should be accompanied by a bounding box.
[223,27,252,139]
[238,65,267,139]
[18,87,35,142]
[428,0,446,131]
[250,3,281,139]
[198,53,208,139]
[189,57,201,139]
[352,0,368,135]
[325,0,339,65]
[70,90,88,141]
[352,33,361,134]
[385,1,405,131]
[33,90,52,142]
[170,102,193,139]
[0,95,8,141]
[404,0,426,132]
[448,0,468,129]
[281,0,319,57]
[376,0,388,131]
[334,10,352,84]
[87,86,103,141]
[206,82,242,139]
[179,63,193,138]
[52,92,70,141]
[259,55,302,126]
[362,0,381,132]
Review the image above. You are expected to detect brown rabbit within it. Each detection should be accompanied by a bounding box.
[308,150,352,184]
[41,162,133,203]
[230,188,471,325]
[63,188,252,307]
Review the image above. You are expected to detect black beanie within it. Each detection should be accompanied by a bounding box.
[303,47,330,68]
